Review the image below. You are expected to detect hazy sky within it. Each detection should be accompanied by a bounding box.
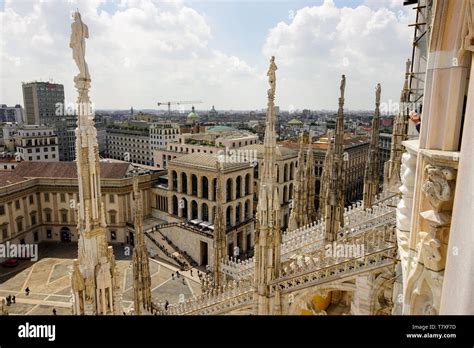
[0,0,414,111]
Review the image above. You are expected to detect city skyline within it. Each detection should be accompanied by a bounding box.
[1,0,413,111]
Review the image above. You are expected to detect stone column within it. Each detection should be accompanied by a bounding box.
[187,176,192,197]
[209,177,215,201]
[419,0,469,151]
[177,171,182,193]
[440,54,474,314]
[351,274,373,315]
[197,175,203,198]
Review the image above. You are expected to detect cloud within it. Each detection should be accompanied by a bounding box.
[0,0,262,110]
[262,0,414,111]
[1,0,414,111]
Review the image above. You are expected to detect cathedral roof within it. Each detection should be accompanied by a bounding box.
[13,161,131,179]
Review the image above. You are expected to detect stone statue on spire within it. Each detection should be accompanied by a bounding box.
[340,74,346,101]
[70,10,90,81]
[267,56,277,98]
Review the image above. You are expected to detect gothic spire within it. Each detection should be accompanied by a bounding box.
[288,134,306,231]
[324,75,346,242]
[306,142,317,222]
[212,160,227,288]
[132,175,152,314]
[318,130,333,219]
[383,59,411,192]
[254,56,282,315]
[70,11,121,315]
[363,83,381,209]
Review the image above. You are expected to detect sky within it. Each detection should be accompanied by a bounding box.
[0,0,414,111]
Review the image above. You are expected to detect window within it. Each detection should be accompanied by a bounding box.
[60,193,66,202]
[45,211,51,223]
[31,214,37,226]
[109,194,115,204]
[16,220,23,232]
[61,211,68,223]
[46,229,52,239]
[34,231,39,242]
[44,193,50,202]
[15,200,20,210]
[29,195,34,204]
[0,205,4,215]
[109,213,116,225]
[110,230,117,241]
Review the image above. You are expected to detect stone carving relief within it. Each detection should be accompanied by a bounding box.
[404,164,456,315]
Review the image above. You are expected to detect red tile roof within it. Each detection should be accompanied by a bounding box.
[0,172,26,186]
[13,162,130,179]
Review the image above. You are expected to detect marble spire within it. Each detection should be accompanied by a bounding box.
[318,130,333,219]
[254,56,282,315]
[212,160,227,289]
[288,132,317,231]
[288,134,307,231]
[324,75,346,242]
[363,83,382,209]
[306,142,317,222]
[132,175,152,315]
[70,10,122,315]
[384,59,411,192]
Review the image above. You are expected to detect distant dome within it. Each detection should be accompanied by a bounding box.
[187,106,199,122]
[288,118,303,126]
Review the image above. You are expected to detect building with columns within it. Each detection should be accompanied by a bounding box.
[162,153,255,263]
[153,127,258,169]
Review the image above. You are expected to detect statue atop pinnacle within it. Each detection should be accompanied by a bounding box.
[70,10,91,82]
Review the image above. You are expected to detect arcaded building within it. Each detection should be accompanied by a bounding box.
[155,153,255,265]
[0,162,158,246]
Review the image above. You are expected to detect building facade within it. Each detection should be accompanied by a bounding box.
[0,162,157,246]
[158,153,255,265]
[153,127,258,169]
[22,82,64,126]
[15,125,59,162]
[0,104,23,123]
[106,126,153,166]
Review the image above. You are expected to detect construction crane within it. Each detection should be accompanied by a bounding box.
[157,100,202,115]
